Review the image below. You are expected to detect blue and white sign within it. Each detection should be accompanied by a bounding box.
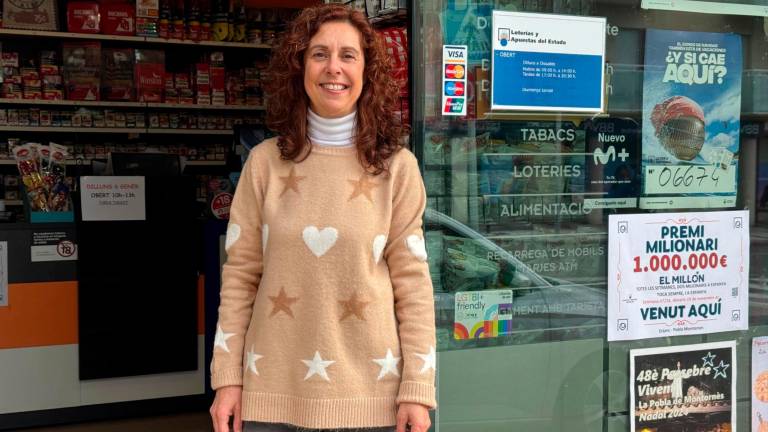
[491,11,606,112]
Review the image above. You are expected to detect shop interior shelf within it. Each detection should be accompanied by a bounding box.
[0,28,270,49]
[0,98,265,111]
[184,160,226,166]
[0,126,143,133]
[368,8,407,26]
[145,103,265,111]
[0,99,146,108]
[146,128,233,135]
[0,126,234,134]
[0,158,225,166]
[3,200,23,206]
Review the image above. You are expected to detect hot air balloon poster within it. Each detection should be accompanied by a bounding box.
[640,29,742,210]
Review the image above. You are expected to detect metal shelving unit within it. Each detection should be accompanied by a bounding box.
[0,126,237,134]
[0,126,144,133]
[0,28,271,49]
[0,98,265,111]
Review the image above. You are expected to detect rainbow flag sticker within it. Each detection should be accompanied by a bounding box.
[454,289,514,340]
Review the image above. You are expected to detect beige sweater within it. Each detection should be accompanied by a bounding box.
[211,138,437,429]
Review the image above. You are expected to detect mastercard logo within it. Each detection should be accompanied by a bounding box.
[445,64,465,80]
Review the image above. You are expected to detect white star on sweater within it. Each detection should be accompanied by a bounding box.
[246,347,263,375]
[373,349,401,380]
[214,325,236,353]
[302,351,335,381]
[415,346,436,374]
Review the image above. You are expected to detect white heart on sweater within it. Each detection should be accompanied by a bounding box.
[225,223,241,251]
[372,235,387,264]
[262,224,269,254]
[406,234,428,262]
[303,226,338,257]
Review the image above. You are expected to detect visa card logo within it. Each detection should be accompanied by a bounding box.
[444,64,465,80]
[444,98,464,114]
[444,81,465,96]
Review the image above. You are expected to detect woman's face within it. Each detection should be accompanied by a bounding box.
[304,21,365,118]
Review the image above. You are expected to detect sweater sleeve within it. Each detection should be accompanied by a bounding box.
[384,150,438,409]
[210,151,265,390]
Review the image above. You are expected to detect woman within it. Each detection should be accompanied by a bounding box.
[209,4,436,432]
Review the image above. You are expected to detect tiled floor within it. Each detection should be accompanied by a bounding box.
[19,412,213,432]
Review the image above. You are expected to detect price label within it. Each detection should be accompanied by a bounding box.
[632,252,728,273]
[644,164,736,195]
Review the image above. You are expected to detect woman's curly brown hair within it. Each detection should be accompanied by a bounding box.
[264,4,406,175]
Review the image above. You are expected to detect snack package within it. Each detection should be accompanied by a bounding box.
[46,143,70,211]
[13,143,49,211]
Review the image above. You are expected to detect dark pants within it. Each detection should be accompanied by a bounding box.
[243,422,396,432]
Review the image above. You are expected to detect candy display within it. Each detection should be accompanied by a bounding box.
[12,142,71,212]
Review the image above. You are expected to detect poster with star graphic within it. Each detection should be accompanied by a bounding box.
[630,341,735,432]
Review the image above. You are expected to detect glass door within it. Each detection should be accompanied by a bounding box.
[411,1,768,431]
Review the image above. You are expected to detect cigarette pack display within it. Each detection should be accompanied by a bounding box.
[23,90,41,99]
[102,48,135,101]
[136,0,159,36]
[29,109,40,126]
[18,110,29,125]
[179,88,194,104]
[2,71,20,84]
[211,78,225,104]
[114,111,126,127]
[164,88,179,103]
[136,0,158,19]
[175,73,190,89]
[43,90,63,100]
[164,72,175,93]
[195,63,210,83]
[63,42,101,101]
[134,49,165,102]
[102,2,135,35]
[21,68,39,81]
[40,64,59,75]
[1,53,19,68]
[67,2,100,33]
[40,110,51,125]
[43,75,62,86]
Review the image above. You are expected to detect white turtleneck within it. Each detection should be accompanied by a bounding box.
[307,109,356,147]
